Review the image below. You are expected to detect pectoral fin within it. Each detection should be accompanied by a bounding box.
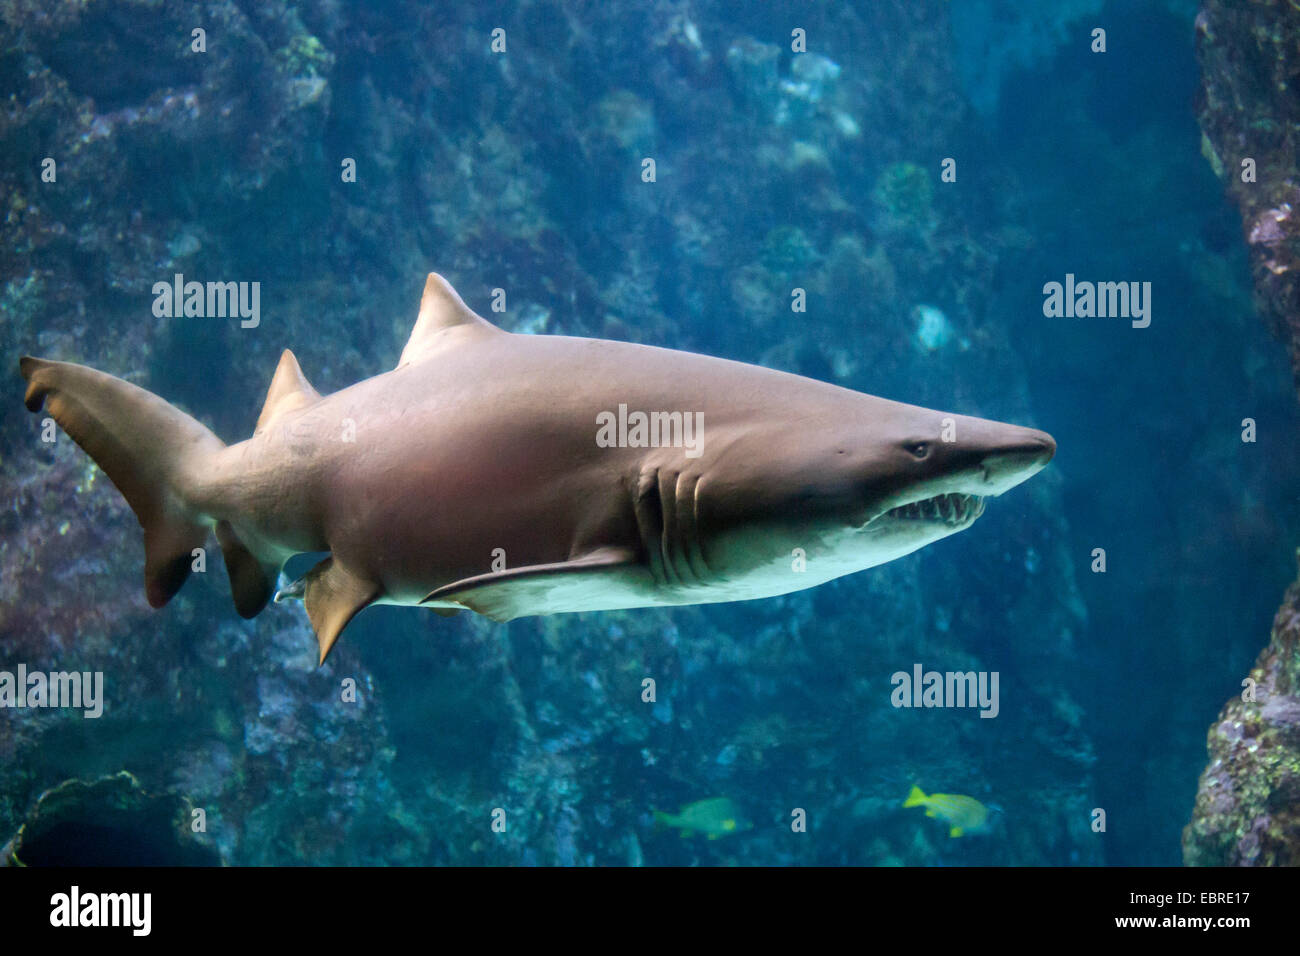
[300,557,380,665]
[949,826,963,838]
[420,547,639,622]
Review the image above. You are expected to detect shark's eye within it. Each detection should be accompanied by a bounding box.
[905,441,931,460]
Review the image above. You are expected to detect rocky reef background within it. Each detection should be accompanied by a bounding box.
[1183,0,1300,866]
[0,0,1294,865]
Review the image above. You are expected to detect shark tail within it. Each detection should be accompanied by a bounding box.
[903,785,928,809]
[20,356,227,610]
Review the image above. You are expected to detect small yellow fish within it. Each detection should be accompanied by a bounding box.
[903,785,991,838]
[653,797,750,839]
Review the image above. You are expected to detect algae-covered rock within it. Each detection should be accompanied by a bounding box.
[2,771,221,866]
[1183,0,1300,866]
[1195,0,1300,396]
[1184,558,1300,865]
[872,162,936,235]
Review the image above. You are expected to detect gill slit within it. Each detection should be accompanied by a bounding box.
[679,471,711,585]
[657,468,684,588]
[634,469,667,587]
[636,467,713,589]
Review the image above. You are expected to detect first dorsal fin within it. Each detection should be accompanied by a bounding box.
[255,349,320,435]
[397,273,499,368]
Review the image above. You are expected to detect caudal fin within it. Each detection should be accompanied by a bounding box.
[20,356,225,609]
[903,785,928,808]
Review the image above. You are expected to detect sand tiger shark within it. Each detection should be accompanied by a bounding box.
[19,274,1055,664]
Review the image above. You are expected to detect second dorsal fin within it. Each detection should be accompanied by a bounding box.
[255,349,321,435]
[397,273,499,368]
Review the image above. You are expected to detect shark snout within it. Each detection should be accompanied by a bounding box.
[1030,429,1056,461]
[977,427,1055,495]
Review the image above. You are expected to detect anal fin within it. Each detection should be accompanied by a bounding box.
[301,557,380,665]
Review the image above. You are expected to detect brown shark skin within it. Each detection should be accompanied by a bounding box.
[22,274,1055,663]
[219,329,1042,587]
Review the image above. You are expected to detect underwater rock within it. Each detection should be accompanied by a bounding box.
[1195,0,1300,396]
[724,37,782,111]
[1,771,221,866]
[1184,559,1300,865]
[0,0,1096,865]
[872,161,937,236]
[1183,0,1300,866]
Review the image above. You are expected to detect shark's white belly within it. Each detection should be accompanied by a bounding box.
[377,520,952,619]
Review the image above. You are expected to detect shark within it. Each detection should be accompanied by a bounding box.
[19,273,1055,664]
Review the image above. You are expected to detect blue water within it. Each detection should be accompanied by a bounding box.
[1,0,1296,866]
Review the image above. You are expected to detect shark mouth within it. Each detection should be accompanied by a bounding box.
[883,492,985,526]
